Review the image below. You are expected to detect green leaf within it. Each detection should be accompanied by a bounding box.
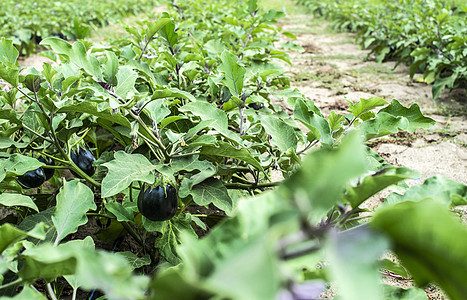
[0,109,21,126]
[200,141,263,171]
[58,101,131,127]
[101,151,158,198]
[283,132,367,222]
[205,235,281,300]
[18,207,56,243]
[0,154,44,182]
[152,214,197,265]
[0,61,19,86]
[385,176,466,207]
[0,38,19,64]
[18,243,78,282]
[344,167,419,208]
[348,97,388,118]
[379,259,409,279]
[0,286,47,299]
[218,50,246,97]
[180,102,240,142]
[118,252,151,270]
[379,100,435,132]
[326,226,388,300]
[115,66,138,100]
[0,193,39,212]
[432,76,455,99]
[106,201,135,222]
[41,38,102,80]
[145,18,171,40]
[361,112,410,141]
[372,199,467,300]
[293,99,332,145]
[189,178,233,215]
[0,223,27,253]
[144,99,171,124]
[261,115,298,152]
[52,180,96,244]
[151,87,196,102]
[172,155,216,173]
[159,21,178,48]
[102,52,119,86]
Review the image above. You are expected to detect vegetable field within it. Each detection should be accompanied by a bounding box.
[1,0,466,299]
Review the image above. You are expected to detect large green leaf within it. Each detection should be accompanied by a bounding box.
[371,199,467,300]
[361,112,410,141]
[218,50,246,97]
[379,100,435,132]
[18,243,78,282]
[41,38,103,80]
[261,115,298,152]
[0,38,19,64]
[0,286,47,299]
[101,151,157,198]
[58,101,131,127]
[180,101,240,142]
[145,18,171,40]
[0,193,39,212]
[102,51,119,86]
[326,225,388,300]
[52,180,96,244]
[115,66,138,100]
[0,154,44,182]
[344,167,419,208]
[143,214,197,265]
[0,61,19,86]
[200,141,263,171]
[282,132,367,222]
[293,99,332,145]
[0,223,27,253]
[348,97,387,118]
[385,176,467,207]
[188,178,233,215]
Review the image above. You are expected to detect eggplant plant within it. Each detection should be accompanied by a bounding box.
[0,0,466,299]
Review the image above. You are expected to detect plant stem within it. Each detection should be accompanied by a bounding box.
[224,181,280,190]
[47,283,58,300]
[22,123,54,143]
[86,212,111,218]
[0,278,22,290]
[170,151,201,159]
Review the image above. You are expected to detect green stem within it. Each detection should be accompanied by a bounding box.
[22,123,54,143]
[0,278,22,290]
[224,181,280,190]
[171,151,201,159]
[69,127,91,149]
[86,212,111,218]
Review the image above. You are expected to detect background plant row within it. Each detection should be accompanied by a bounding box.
[0,0,159,55]
[295,0,467,99]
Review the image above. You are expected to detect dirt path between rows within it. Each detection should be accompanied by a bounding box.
[276,13,466,186]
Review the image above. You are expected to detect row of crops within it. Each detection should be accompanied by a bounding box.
[295,0,467,99]
[1,0,467,299]
[0,0,159,55]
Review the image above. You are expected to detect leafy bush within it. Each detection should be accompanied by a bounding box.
[0,0,466,299]
[0,0,159,55]
[295,0,467,99]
